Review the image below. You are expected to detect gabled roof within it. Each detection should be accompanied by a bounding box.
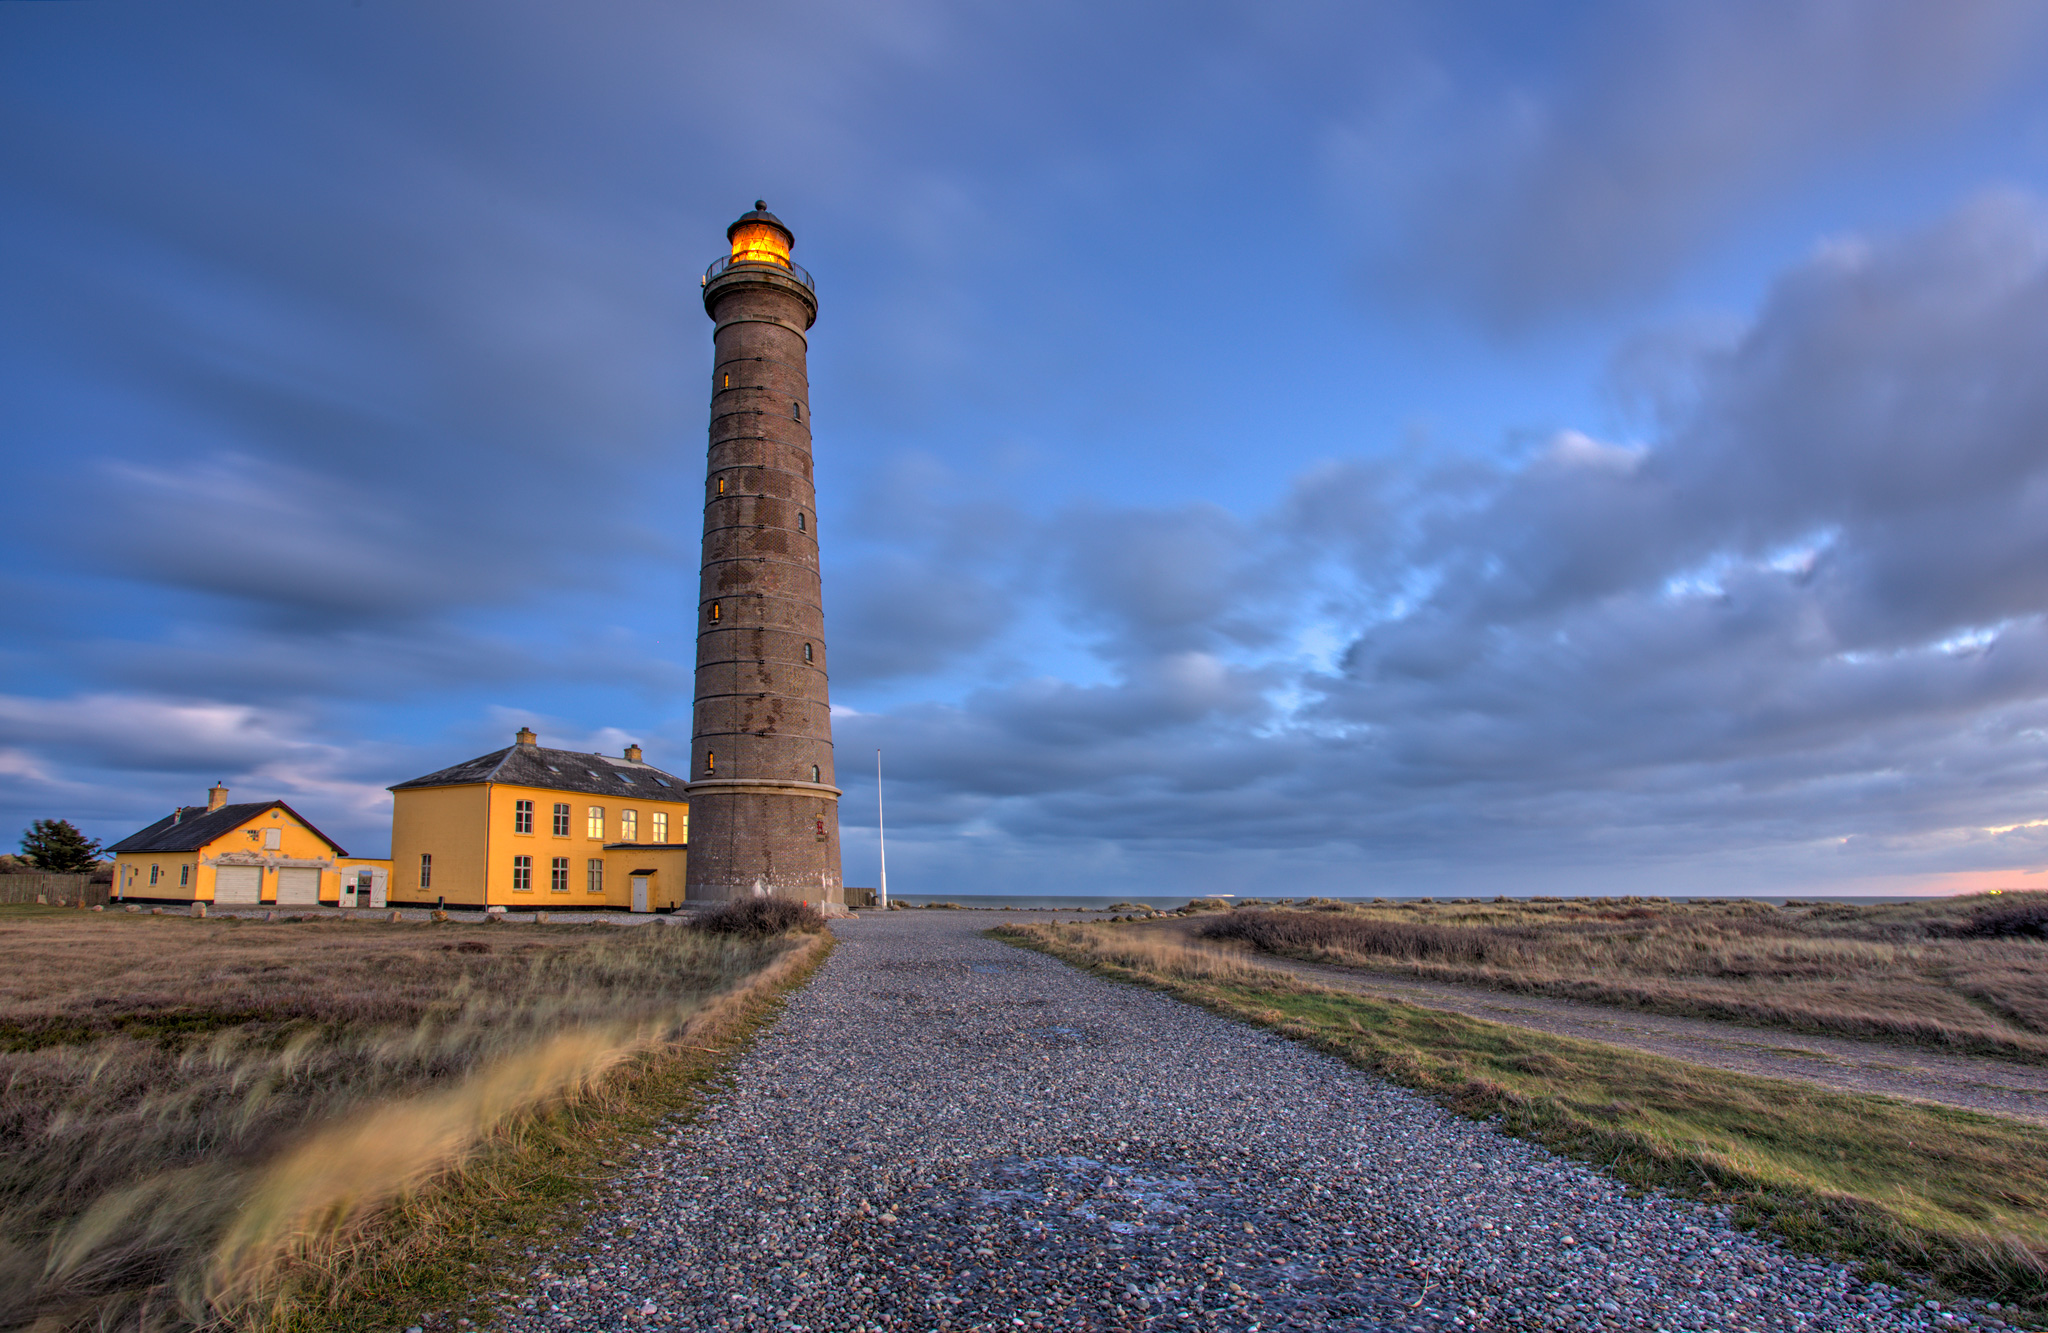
[390,743,688,800]
[106,801,349,856]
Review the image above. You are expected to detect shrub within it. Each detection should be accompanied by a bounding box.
[694,897,826,937]
[1199,910,1496,964]
[1942,900,2048,940]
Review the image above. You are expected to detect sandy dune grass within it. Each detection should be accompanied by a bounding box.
[1189,893,2048,1061]
[0,906,820,1330]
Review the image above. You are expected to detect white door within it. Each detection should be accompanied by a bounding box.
[214,865,261,905]
[631,876,649,913]
[369,868,387,908]
[276,868,321,905]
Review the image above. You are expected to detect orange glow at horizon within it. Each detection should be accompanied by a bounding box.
[729,221,791,268]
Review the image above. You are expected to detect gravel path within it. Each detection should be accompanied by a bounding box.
[499,912,2010,1332]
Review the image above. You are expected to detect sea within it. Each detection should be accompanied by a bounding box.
[879,893,1940,910]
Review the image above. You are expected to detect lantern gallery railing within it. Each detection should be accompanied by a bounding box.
[702,252,815,292]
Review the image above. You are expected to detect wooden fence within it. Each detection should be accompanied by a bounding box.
[0,874,112,907]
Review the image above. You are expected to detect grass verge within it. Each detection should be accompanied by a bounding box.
[994,921,2048,1320]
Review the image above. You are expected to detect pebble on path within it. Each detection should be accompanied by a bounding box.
[497,912,2008,1332]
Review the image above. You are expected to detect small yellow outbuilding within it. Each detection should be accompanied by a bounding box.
[388,729,689,911]
[106,785,365,906]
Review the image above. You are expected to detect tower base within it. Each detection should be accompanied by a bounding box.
[683,778,844,905]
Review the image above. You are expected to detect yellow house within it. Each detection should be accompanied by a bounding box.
[106,785,360,906]
[389,728,689,911]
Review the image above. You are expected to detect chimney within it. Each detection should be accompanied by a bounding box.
[207,783,229,812]
[516,727,538,747]
[624,743,643,763]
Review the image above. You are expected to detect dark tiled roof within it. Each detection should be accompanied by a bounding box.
[106,801,348,856]
[390,744,688,800]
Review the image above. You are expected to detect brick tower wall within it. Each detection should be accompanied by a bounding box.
[686,251,843,904]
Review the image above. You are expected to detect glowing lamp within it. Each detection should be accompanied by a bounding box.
[727,200,793,268]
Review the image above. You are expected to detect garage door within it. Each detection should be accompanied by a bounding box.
[214,865,261,905]
[276,868,321,905]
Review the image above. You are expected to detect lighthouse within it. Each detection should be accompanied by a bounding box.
[686,203,843,905]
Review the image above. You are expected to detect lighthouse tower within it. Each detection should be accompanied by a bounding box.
[685,203,843,905]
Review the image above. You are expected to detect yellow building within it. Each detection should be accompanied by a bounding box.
[106,784,366,906]
[388,728,689,911]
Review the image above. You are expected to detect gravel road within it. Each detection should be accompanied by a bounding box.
[499,911,2010,1332]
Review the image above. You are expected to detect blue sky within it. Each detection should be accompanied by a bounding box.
[8,1,2048,896]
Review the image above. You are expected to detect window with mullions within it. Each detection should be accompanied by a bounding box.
[552,802,571,835]
[587,858,604,893]
[420,853,432,889]
[514,799,534,834]
[180,864,190,887]
[587,806,605,840]
[512,855,533,891]
[652,810,669,843]
[620,809,638,842]
[551,857,570,892]
[149,864,160,886]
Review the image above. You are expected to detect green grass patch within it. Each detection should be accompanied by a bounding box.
[995,922,2048,1320]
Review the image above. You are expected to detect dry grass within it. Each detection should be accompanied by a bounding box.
[997,921,2048,1316]
[0,906,823,1331]
[1191,893,2048,1061]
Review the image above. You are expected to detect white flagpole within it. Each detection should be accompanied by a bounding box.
[876,747,889,910]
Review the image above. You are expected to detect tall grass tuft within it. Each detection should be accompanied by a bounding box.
[0,912,817,1330]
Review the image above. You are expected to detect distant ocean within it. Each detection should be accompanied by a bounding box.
[881,893,1943,910]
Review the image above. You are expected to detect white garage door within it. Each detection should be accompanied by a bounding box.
[214,865,261,905]
[276,868,321,905]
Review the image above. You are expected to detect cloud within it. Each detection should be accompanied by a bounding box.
[1338,0,2048,324]
[845,193,2048,893]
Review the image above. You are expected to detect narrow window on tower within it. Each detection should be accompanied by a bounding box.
[721,371,730,389]
[710,602,721,623]
[803,642,813,662]
[811,763,821,782]
[717,477,726,495]
[792,401,802,421]
[797,511,806,532]
[705,752,715,775]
